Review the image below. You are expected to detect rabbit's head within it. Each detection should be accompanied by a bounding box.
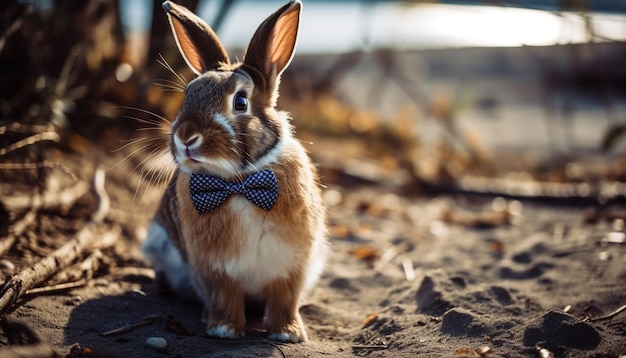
[163,0,301,179]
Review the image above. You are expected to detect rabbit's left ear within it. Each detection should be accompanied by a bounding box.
[243,0,301,86]
[163,1,230,75]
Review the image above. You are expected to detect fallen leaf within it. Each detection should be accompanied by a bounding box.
[490,241,505,254]
[67,133,89,154]
[362,313,378,328]
[441,207,511,229]
[351,246,380,262]
[454,348,476,356]
[329,225,350,238]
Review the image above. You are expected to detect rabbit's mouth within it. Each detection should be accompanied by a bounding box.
[175,146,241,177]
[172,135,201,164]
[184,148,200,163]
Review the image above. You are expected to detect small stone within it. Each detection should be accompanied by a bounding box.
[64,296,82,306]
[145,337,168,351]
[598,251,611,261]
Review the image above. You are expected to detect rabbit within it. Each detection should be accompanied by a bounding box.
[141,0,328,343]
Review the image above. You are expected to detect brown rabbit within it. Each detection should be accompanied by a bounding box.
[141,0,327,343]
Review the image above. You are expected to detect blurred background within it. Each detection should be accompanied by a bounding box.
[2,0,626,200]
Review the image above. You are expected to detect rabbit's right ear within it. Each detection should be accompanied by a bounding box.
[163,1,229,75]
[243,0,301,88]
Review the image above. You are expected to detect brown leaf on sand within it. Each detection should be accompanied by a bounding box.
[362,313,379,328]
[329,224,350,238]
[490,241,505,254]
[454,346,491,357]
[453,346,492,356]
[350,246,380,266]
[67,133,90,155]
[454,348,475,356]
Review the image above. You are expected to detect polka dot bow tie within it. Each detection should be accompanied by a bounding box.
[189,169,279,213]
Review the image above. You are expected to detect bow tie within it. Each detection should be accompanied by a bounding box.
[189,169,279,213]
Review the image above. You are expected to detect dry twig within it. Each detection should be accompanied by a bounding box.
[0,210,36,257]
[100,316,161,337]
[24,279,88,296]
[0,5,32,54]
[24,249,104,296]
[402,258,415,281]
[0,161,77,179]
[0,168,117,314]
[589,304,626,322]
[374,247,397,273]
[0,131,61,157]
[0,227,118,314]
[0,123,54,136]
[3,180,90,211]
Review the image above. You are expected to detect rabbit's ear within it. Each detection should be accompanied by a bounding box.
[163,1,229,75]
[243,0,301,85]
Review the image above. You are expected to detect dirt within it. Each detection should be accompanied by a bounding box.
[1,140,625,358]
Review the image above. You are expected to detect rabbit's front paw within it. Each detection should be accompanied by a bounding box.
[267,321,306,343]
[206,324,243,339]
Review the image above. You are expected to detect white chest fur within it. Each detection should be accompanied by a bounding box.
[222,196,296,295]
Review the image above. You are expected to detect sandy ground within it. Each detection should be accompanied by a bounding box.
[2,165,626,357]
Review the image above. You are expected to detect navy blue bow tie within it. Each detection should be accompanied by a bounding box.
[189,169,279,213]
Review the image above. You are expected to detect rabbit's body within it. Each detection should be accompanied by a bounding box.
[142,0,327,343]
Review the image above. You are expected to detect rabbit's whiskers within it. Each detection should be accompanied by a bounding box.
[153,79,186,92]
[158,54,188,88]
[120,106,171,125]
[109,107,175,202]
[134,146,175,201]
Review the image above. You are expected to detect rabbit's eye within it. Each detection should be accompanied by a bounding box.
[233,93,248,112]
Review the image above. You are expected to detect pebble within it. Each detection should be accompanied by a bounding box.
[64,296,82,306]
[145,337,168,351]
[598,251,612,261]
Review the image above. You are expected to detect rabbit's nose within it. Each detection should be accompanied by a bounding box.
[185,134,203,148]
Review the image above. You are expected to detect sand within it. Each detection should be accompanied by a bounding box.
[3,182,626,357]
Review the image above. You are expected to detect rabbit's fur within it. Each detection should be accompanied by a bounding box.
[141,0,327,343]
